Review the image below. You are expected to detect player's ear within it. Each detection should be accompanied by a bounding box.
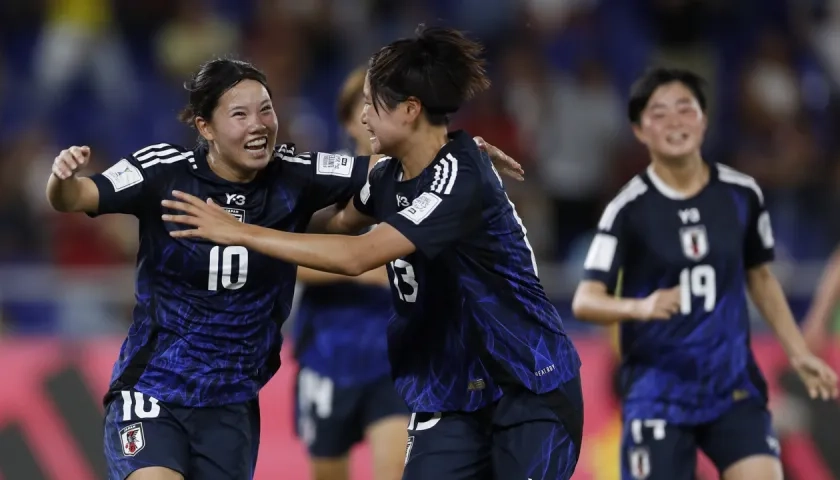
[195,116,215,143]
[404,97,423,124]
[631,123,647,146]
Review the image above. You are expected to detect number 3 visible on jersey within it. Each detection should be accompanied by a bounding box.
[390,259,418,303]
[679,264,716,315]
[208,246,248,291]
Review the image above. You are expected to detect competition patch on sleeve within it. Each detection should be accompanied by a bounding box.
[583,233,617,272]
[397,192,442,225]
[316,153,354,178]
[102,159,143,192]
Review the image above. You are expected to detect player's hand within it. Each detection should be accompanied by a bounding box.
[52,146,91,180]
[162,191,245,245]
[636,286,681,321]
[790,353,839,400]
[474,136,524,181]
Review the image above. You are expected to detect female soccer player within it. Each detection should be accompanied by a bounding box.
[46,57,520,480]
[161,26,584,480]
[293,66,407,480]
[571,67,839,480]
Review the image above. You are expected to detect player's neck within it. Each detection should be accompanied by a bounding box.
[207,151,257,183]
[649,154,709,197]
[397,126,448,180]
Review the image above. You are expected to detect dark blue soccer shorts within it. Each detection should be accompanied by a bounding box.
[621,400,780,480]
[402,376,584,480]
[103,389,260,480]
[294,367,409,458]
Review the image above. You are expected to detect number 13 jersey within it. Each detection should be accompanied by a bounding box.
[353,130,581,413]
[582,163,776,425]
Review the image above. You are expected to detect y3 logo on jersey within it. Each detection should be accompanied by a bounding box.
[225,193,246,206]
[396,193,410,207]
[678,207,700,224]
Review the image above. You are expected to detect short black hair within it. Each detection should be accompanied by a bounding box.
[178,58,271,126]
[627,68,707,124]
[367,25,491,126]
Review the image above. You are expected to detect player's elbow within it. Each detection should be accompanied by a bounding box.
[339,253,375,277]
[571,290,591,321]
[571,282,608,323]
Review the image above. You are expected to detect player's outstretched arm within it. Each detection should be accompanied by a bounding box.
[802,245,840,353]
[572,280,681,325]
[746,264,839,400]
[46,146,100,213]
[308,197,377,234]
[162,191,415,276]
[297,265,390,287]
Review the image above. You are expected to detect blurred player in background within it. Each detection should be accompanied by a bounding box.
[45,56,519,480]
[161,25,583,480]
[293,66,407,480]
[573,67,839,480]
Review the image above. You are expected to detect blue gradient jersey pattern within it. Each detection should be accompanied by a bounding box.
[88,143,369,407]
[582,163,776,425]
[293,280,393,387]
[353,130,581,413]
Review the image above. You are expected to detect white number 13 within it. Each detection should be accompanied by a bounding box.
[679,264,716,314]
[390,259,418,303]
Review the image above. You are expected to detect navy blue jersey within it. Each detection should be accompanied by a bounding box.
[89,143,370,407]
[352,130,581,413]
[582,163,775,425]
[293,280,393,387]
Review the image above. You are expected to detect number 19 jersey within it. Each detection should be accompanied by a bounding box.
[582,163,776,424]
[353,131,581,413]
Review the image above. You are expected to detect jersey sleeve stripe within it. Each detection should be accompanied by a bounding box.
[443,154,459,195]
[141,151,195,169]
[598,176,648,231]
[136,147,184,162]
[132,143,172,158]
[280,154,312,165]
[716,164,764,205]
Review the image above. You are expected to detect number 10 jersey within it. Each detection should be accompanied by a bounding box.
[89,143,370,407]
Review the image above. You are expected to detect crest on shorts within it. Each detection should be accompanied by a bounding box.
[120,422,145,457]
[679,225,708,261]
[404,436,415,465]
[628,446,650,479]
[224,207,246,223]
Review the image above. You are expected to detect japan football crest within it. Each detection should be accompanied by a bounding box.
[628,446,650,479]
[224,207,246,223]
[120,422,145,457]
[679,225,708,261]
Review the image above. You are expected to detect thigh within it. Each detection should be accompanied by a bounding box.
[491,378,584,480]
[620,417,696,480]
[361,375,410,429]
[697,401,780,476]
[402,411,492,480]
[296,367,364,458]
[187,400,261,480]
[103,390,189,480]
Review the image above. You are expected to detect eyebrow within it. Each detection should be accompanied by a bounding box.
[228,100,272,111]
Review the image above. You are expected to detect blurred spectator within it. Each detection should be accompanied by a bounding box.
[32,0,138,116]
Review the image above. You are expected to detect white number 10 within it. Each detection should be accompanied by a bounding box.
[679,264,716,315]
[208,246,248,291]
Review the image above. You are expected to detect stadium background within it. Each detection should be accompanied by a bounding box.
[0,0,839,478]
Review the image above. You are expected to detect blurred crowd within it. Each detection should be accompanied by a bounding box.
[2,0,840,334]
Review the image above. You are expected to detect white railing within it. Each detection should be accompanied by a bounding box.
[0,259,824,303]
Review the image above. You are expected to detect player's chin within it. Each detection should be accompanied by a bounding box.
[656,141,699,160]
[239,149,272,170]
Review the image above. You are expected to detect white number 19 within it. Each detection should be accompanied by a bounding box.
[679,264,716,315]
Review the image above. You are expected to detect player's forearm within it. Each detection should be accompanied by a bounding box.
[307,205,348,234]
[297,265,389,286]
[46,174,96,213]
[572,290,643,325]
[747,265,810,358]
[239,225,369,276]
